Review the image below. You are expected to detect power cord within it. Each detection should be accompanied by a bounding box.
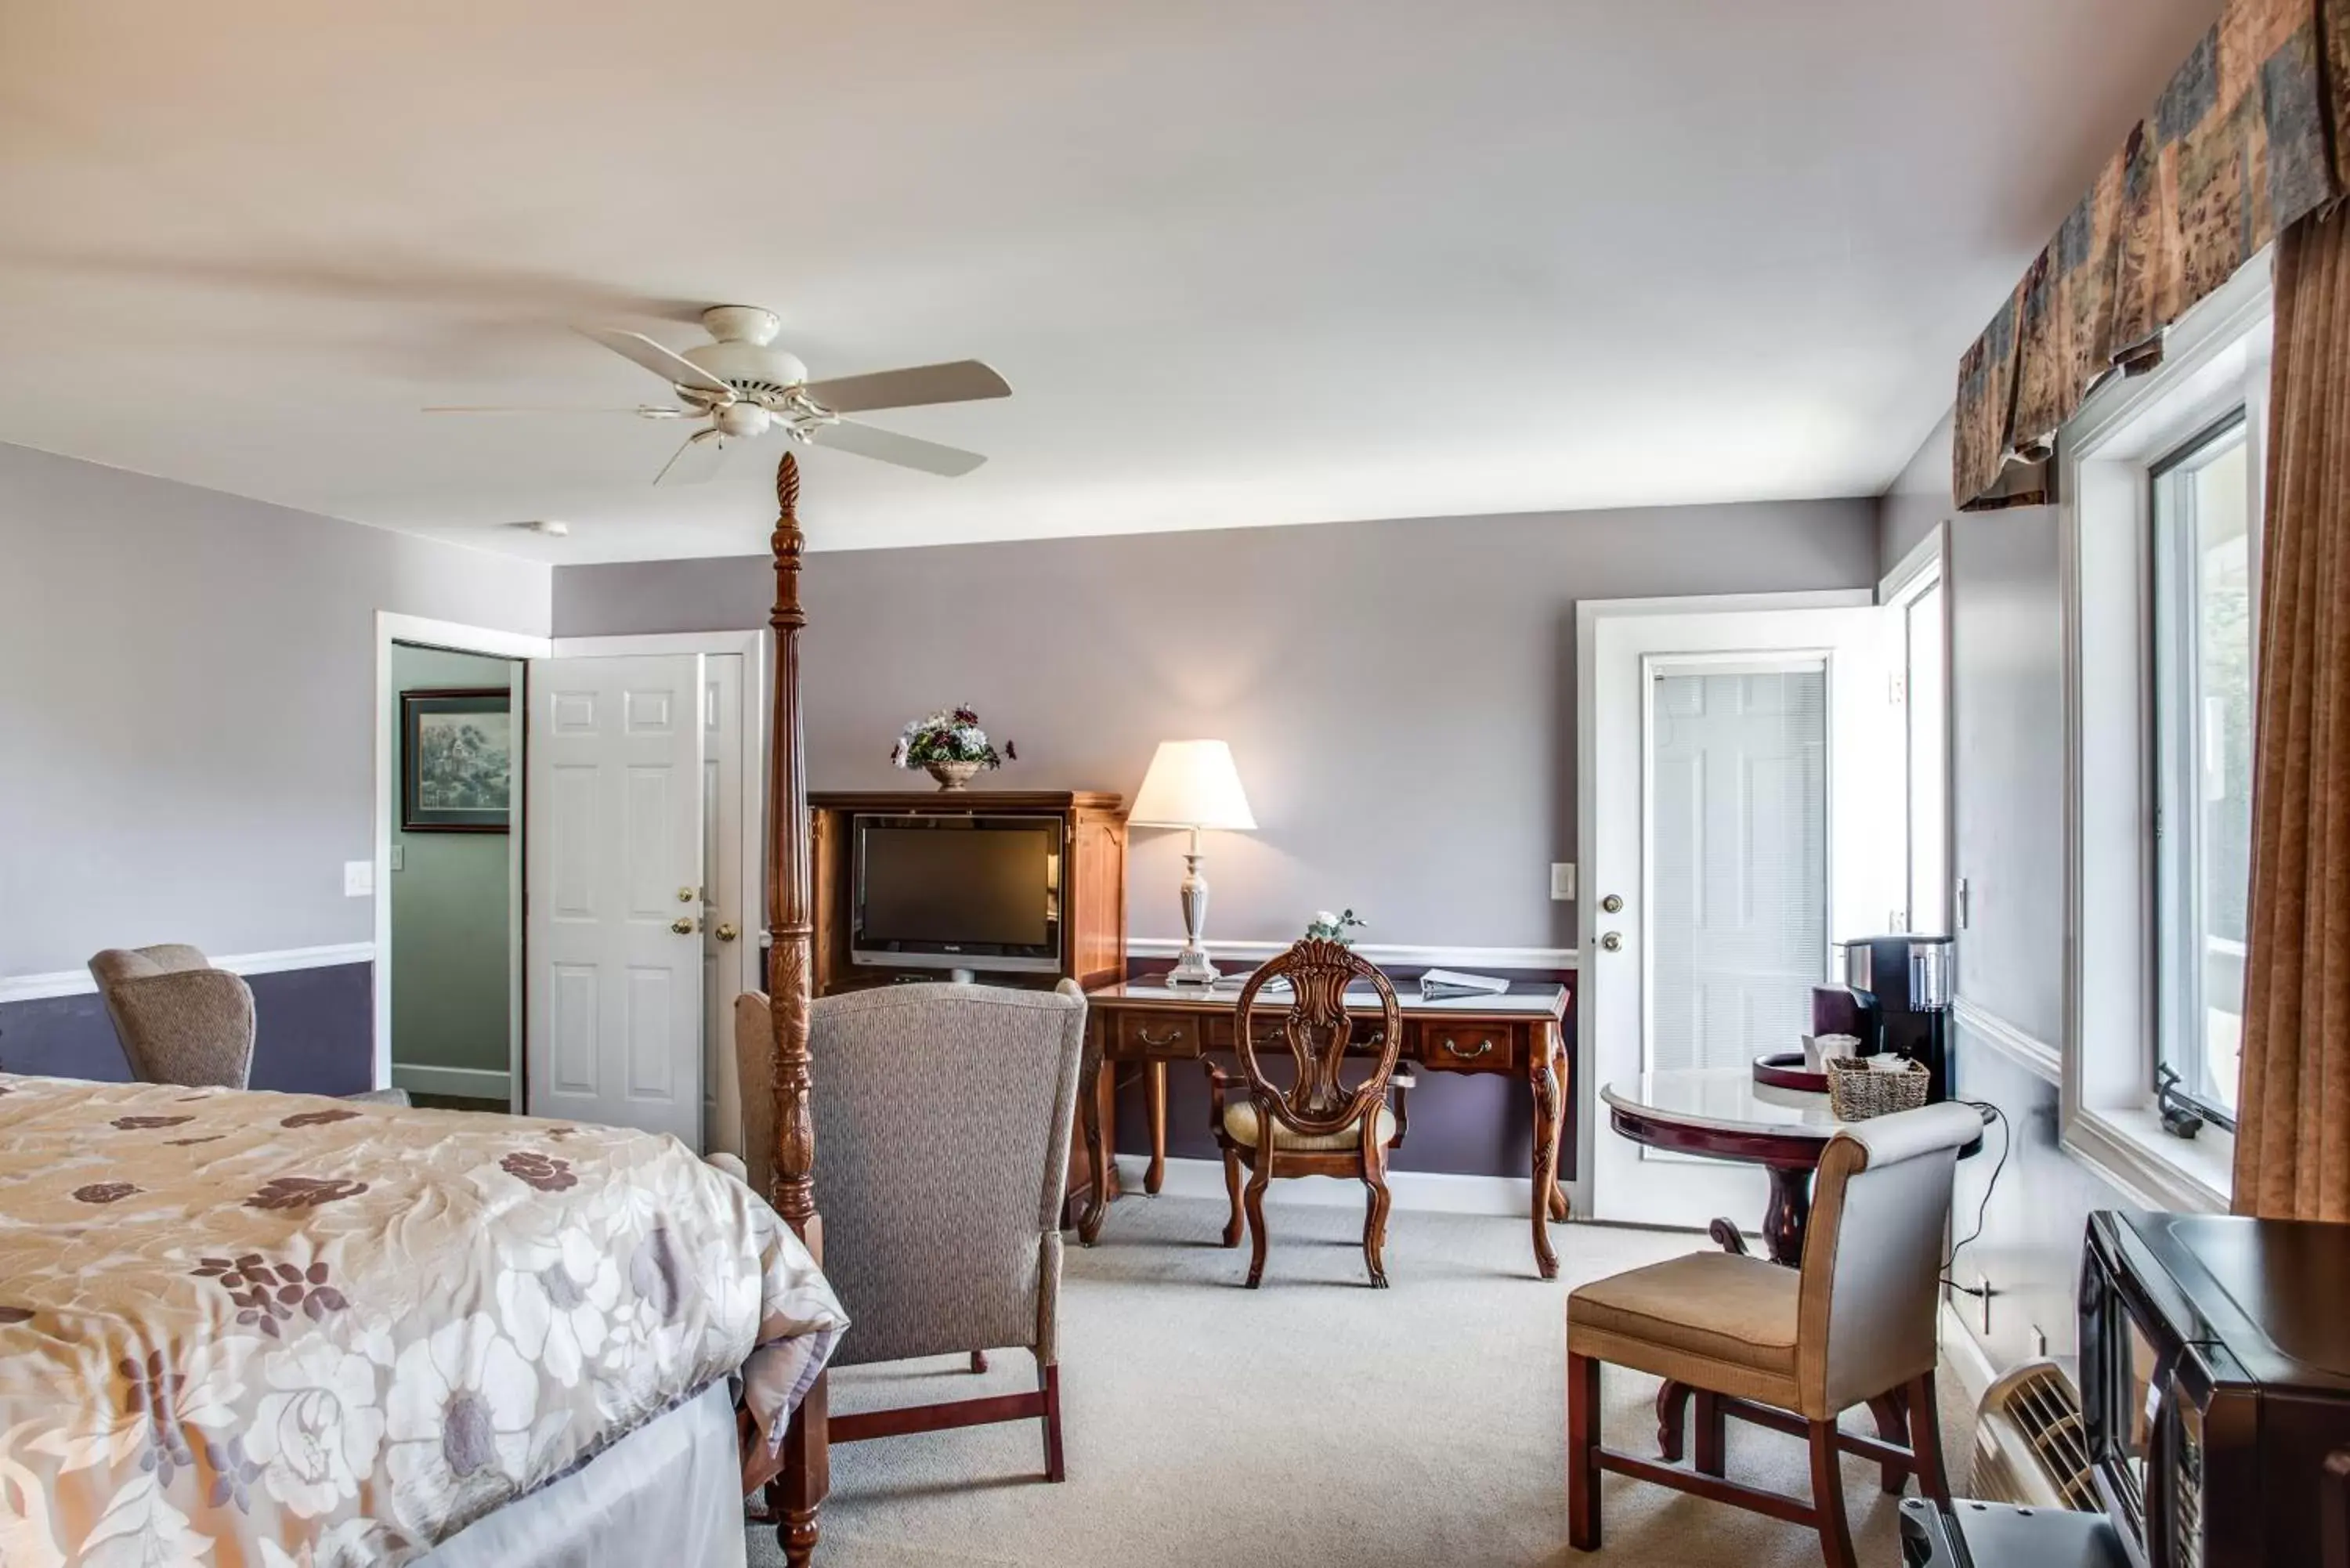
[1940,1099,2008,1299]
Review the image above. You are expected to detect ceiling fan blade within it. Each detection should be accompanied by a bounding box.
[579,327,736,398]
[806,418,987,477]
[653,429,731,486]
[423,405,690,417]
[800,359,1010,414]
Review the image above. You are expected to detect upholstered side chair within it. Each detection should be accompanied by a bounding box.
[730,980,1088,1482]
[1566,1100,1981,1568]
[87,945,410,1105]
[1203,938,1408,1288]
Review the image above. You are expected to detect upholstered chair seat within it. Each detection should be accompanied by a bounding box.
[1566,1251,1802,1404]
[1220,1100,1397,1153]
[1567,1100,1982,1568]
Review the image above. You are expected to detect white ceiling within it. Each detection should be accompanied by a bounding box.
[0,1,2219,561]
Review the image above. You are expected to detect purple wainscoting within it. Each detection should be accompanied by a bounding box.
[1117,958,1578,1181]
[0,963,376,1097]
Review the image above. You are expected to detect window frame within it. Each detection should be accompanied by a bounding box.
[2146,411,2256,1133]
[1878,526,1950,938]
[2058,254,2272,1214]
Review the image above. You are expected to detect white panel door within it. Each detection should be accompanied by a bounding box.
[696,653,750,1156]
[525,654,707,1143]
[1587,605,1896,1232]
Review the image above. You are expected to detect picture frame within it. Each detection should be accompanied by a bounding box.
[401,687,513,833]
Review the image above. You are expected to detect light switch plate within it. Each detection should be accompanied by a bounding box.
[1550,862,1576,901]
[344,860,374,898]
[389,845,404,873]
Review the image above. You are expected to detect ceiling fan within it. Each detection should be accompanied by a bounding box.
[427,305,1010,486]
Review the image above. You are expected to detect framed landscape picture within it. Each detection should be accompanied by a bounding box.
[401,688,513,833]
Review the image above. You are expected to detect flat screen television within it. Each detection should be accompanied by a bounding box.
[849,814,1063,974]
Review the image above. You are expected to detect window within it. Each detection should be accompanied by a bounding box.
[2150,416,2255,1127]
[2061,251,2270,1213]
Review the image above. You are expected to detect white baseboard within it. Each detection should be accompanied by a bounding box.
[391,1064,514,1103]
[1115,1154,1538,1217]
[1125,938,1577,972]
[0,942,378,1005]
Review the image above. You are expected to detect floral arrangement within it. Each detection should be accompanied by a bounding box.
[890,705,1016,771]
[1303,909,1365,945]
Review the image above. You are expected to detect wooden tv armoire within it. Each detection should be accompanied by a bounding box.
[806,790,1128,998]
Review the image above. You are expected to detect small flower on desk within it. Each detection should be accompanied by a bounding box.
[1303,909,1365,945]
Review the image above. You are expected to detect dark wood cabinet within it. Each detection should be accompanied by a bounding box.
[808,790,1127,1227]
[807,790,1127,998]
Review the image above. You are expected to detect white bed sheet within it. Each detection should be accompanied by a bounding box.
[418,1381,747,1568]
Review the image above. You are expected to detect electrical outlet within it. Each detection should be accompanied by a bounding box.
[389,845,404,873]
[343,860,374,898]
[1550,863,1576,901]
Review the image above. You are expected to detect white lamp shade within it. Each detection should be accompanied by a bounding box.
[1129,740,1256,831]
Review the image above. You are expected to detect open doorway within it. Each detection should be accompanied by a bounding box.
[387,643,526,1111]
[1576,591,1903,1232]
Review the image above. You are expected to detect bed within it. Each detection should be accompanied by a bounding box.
[0,455,844,1568]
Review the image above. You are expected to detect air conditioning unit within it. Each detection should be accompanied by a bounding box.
[1971,1359,2095,1510]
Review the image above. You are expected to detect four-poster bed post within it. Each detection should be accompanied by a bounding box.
[763,452,830,1565]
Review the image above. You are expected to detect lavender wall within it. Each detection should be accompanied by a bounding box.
[557,499,1876,1182]
[0,439,551,981]
[556,499,1879,954]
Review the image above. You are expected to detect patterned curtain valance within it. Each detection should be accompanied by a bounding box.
[1954,0,2350,511]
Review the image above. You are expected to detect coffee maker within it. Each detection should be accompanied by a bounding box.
[1823,934,1954,1102]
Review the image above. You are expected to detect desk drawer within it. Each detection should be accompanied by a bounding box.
[1419,1024,1515,1071]
[1115,1011,1205,1057]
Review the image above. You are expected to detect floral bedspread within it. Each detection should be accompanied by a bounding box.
[0,1074,846,1568]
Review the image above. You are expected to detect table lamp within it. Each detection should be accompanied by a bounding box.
[1129,739,1256,988]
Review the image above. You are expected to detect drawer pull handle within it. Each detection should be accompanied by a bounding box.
[1137,1026,1185,1048]
[1443,1036,1493,1058]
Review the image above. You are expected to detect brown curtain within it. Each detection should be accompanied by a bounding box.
[2233,204,2350,1221]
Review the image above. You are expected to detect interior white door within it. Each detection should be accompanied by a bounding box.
[1586,603,1896,1232]
[696,652,750,1156]
[525,653,707,1143]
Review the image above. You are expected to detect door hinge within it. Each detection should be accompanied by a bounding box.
[1888,673,1907,705]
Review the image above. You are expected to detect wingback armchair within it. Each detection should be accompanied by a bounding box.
[730,980,1089,1481]
[87,945,409,1104]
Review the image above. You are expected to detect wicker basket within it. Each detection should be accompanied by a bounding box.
[1824,1055,1929,1121]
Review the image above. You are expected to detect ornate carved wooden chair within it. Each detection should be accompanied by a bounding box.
[1203,938,1407,1288]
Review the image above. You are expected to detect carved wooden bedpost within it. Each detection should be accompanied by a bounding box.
[765,452,829,1566]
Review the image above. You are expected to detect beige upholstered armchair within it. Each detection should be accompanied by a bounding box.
[87,945,409,1104]
[729,981,1089,1481]
[1566,1100,1981,1568]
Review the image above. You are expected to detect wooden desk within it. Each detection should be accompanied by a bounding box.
[1079,980,1573,1277]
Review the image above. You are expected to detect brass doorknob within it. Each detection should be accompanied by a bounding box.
[715,923,739,942]
[677,887,696,904]
[671,917,696,935]
[1600,931,1623,952]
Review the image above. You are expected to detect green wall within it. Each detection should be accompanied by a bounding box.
[389,645,519,1094]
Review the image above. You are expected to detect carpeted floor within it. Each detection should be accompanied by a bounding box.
[750,1195,1969,1567]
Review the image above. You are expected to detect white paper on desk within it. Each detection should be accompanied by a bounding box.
[1420,968,1509,999]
